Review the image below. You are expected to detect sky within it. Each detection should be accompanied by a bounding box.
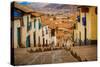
[18,2,31,5]
[13,2,31,17]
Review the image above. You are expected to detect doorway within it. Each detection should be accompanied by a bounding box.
[34,32,36,47]
[26,35,30,48]
[79,32,81,45]
[17,28,21,47]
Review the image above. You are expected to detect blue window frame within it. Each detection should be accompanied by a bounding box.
[27,16,32,31]
[34,18,36,29]
[82,14,86,26]
[38,19,42,29]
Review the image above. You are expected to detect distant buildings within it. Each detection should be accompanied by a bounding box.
[74,6,97,45]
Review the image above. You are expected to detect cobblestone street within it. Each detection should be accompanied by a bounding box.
[14,45,97,65]
[70,45,97,61]
[14,49,78,65]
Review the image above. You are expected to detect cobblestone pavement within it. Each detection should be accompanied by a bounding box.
[70,45,97,61]
[14,49,78,65]
[14,45,97,65]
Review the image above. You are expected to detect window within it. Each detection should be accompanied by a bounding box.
[77,16,80,22]
[38,19,42,29]
[74,24,76,29]
[42,30,44,36]
[27,21,32,31]
[95,7,97,15]
[51,29,55,36]
[34,18,36,29]
[82,13,86,26]
[46,27,48,34]
[27,16,32,31]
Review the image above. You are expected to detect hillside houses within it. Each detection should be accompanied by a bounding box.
[11,2,76,51]
[11,2,57,50]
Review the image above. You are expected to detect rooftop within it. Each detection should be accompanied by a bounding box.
[12,2,33,13]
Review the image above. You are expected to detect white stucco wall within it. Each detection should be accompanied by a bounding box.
[14,19,20,48]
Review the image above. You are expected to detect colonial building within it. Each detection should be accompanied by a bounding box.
[11,2,56,49]
[74,6,97,45]
[11,2,33,48]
